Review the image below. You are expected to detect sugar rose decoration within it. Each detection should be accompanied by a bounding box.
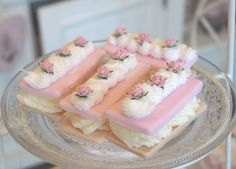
[96,66,112,79]
[136,33,151,45]
[130,85,148,99]
[39,60,54,74]
[76,85,93,98]
[74,36,88,47]
[167,60,185,73]
[112,49,129,61]
[113,27,127,37]
[165,39,178,48]
[150,75,166,88]
[57,47,71,57]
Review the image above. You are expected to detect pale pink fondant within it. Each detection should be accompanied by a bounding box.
[103,44,198,71]
[19,49,105,99]
[59,63,150,120]
[106,78,203,135]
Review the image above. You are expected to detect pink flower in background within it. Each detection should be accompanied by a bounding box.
[112,49,128,61]
[167,60,185,73]
[130,85,148,99]
[39,60,54,74]
[113,27,127,37]
[74,36,88,47]
[165,39,178,47]
[136,33,151,45]
[150,75,166,87]
[76,85,93,98]
[97,66,112,79]
[57,47,71,57]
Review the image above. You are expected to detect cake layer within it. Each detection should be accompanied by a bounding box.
[59,62,150,120]
[104,43,197,71]
[106,78,203,135]
[19,49,105,99]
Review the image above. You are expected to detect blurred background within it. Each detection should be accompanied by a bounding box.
[0,0,235,168]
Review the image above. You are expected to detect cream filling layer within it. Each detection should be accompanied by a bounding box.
[65,112,106,135]
[108,33,197,63]
[110,98,199,148]
[122,69,191,118]
[17,92,62,113]
[71,53,137,112]
[24,42,94,89]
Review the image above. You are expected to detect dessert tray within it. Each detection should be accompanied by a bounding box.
[1,42,236,169]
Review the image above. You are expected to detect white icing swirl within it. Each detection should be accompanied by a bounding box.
[107,32,198,64]
[24,41,95,89]
[110,98,199,148]
[122,69,191,118]
[71,54,137,112]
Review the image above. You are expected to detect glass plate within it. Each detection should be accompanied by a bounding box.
[1,53,236,169]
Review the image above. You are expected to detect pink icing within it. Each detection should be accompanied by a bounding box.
[76,85,93,97]
[39,60,54,74]
[150,75,166,87]
[113,27,127,37]
[136,33,151,45]
[96,66,111,79]
[57,47,71,57]
[19,49,105,98]
[74,36,88,47]
[167,60,185,73]
[59,63,150,120]
[130,85,148,99]
[106,78,203,135]
[165,39,178,47]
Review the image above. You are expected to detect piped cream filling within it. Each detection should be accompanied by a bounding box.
[65,112,106,135]
[122,69,191,118]
[110,98,200,148]
[71,53,137,112]
[108,33,197,63]
[17,92,62,113]
[24,42,94,89]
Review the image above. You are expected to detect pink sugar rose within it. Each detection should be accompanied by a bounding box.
[167,60,185,73]
[74,36,88,47]
[57,47,71,57]
[76,85,93,98]
[165,39,178,47]
[130,85,148,99]
[136,33,151,45]
[112,49,128,61]
[113,27,127,37]
[39,60,54,74]
[150,75,166,87]
[97,66,112,79]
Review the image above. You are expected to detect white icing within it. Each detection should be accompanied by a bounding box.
[163,47,181,62]
[65,112,106,135]
[71,54,137,112]
[107,31,198,64]
[150,45,163,59]
[24,41,95,89]
[127,38,139,52]
[122,69,191,118]
[110,98,199,148]
[117,35,129,47]
[138,42,151,56]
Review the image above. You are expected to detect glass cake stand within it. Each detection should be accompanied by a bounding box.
[1,51,236,169]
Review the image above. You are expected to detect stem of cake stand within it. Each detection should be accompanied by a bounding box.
[226,0,235,169]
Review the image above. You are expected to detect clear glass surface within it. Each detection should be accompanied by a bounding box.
[1,48,236,168]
